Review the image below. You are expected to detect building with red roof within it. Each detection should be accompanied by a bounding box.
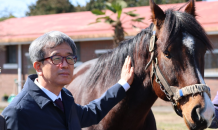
[0,1,217,99]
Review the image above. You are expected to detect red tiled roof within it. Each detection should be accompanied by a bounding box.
[0,1,217,43]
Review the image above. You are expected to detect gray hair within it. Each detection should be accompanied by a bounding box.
[29,31,77,63]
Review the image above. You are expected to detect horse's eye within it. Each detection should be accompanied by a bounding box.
[164,51,171,58]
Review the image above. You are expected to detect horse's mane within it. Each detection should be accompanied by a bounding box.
[86,24,154,87]
[86,8,213,88]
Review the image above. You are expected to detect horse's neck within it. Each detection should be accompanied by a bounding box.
[101,74,158,129]
[124,79,158,113]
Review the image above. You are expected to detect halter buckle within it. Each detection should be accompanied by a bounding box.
[149,36,155,52]
[155,58,158,65]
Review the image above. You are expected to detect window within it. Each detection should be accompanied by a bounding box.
[74,42,83,67]
[6,45,17,63]
[204,49,218,77]
[75,42,81,61]
[95,49,112,57]
[25,53,36,74]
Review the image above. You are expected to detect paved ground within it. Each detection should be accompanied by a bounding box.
[0,101,8,108]
[152,106,174,112]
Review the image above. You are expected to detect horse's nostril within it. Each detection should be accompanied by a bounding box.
[191,105,202,123]
[191,105,208,130]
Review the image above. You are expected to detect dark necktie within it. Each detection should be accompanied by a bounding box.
[55,98,64,112]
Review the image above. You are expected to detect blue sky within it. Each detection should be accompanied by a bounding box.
[0,0,90,17]
[0,0,217,18]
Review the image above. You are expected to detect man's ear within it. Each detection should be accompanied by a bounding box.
[33,61,43,76]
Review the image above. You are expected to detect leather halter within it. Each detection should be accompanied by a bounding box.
[145,26,211,117]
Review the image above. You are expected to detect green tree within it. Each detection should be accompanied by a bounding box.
[86,0,107,11]
[0,8,15,21]
[85,0,202,10]
[0,14,15,21]
[26,0,76,16]
[90,0,145,47]
[125,0,202,6]
[74,5,87,12]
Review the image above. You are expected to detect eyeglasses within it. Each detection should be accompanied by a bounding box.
[38,55,77,65]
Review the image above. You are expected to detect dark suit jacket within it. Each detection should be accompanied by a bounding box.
[209,108,218,128]
[209,93,218,128]
[0,115,6,130]
[2,74,126,130]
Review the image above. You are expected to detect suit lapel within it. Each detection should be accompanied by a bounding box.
[27,74,52,109]
[61,89,82,129]
[61,89,74,121]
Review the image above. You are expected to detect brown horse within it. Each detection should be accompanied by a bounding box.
[67,0,215,129]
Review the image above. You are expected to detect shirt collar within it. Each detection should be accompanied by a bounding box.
[34,78,62,102]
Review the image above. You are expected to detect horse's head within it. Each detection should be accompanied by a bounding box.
[148,0,215,129]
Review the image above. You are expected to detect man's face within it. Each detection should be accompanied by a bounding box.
[40,43,74,87]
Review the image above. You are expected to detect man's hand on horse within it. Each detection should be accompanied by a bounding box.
[121,56,134,85]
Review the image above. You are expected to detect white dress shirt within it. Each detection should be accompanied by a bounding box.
[34,79,62,102]
[118,79,130,91]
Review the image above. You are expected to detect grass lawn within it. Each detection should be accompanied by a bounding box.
[154,111,212,130]
[0,107,5,114]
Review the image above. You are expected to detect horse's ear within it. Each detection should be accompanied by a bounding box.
[149,0,165,29]
[184,0,196,17]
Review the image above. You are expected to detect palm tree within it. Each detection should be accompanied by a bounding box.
[90,0,145,47]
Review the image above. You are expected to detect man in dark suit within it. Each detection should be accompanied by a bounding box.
[2,31,134,130]
[209,92,218,128]
[0,115,6,130]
